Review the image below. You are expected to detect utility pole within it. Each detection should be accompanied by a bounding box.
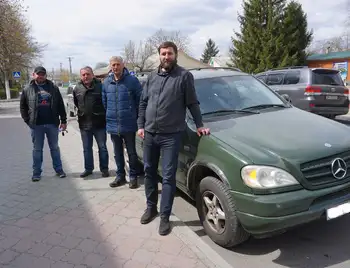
[59,63,63,85]
[51,68,55,82]
[67,56,73,82]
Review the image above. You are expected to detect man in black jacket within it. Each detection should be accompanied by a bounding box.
[73,66,109,178]
[20,66,67,181]
[137,42,210,236]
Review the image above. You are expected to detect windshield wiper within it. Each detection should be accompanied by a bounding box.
[202,109,259,116]
[242,104,287,110]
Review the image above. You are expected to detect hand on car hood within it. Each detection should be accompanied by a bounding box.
[207,108,350,166]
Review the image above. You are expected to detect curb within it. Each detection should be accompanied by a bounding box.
[0,99,20,103]
[67,124,233,268]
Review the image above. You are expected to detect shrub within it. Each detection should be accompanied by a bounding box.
[0,88,19,99]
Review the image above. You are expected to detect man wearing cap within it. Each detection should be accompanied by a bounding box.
[20,66,67,181]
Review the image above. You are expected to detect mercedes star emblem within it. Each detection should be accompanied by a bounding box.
[331,158,348,179]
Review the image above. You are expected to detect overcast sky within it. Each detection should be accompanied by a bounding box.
[23,0,347,72]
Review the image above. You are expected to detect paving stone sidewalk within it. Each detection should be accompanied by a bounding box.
[0,117,232,268]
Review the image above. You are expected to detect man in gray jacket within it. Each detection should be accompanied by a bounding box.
[137,41,210,236]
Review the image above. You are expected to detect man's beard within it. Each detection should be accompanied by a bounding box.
[161,59,177,71]
[35,78,46,85]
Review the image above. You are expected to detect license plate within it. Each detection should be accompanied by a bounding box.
[326,202,350,220]
[326,95,339,100]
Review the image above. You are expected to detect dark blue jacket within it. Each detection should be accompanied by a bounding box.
[102,68,142,134]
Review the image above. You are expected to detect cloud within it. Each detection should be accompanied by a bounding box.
[23,0,346,72]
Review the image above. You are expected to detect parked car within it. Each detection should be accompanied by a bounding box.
[66,84,77,117]
[124,67,350,248]
[255,66,349,119]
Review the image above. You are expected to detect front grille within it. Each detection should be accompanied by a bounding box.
[300,151,350,188]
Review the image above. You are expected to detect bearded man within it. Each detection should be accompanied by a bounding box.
[137,41,210,235]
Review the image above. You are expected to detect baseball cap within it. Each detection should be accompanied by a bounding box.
[34,66,47,74]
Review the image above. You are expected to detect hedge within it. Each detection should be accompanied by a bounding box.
[0,88,19,99]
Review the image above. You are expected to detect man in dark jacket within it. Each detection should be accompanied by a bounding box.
[20,66,67,181]
[102,56,142,189]
[73,66,109,178]
[137,42,210,236]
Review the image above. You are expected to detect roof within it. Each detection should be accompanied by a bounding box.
[307,51,350,61]
[145,50,210,69]
[209,56,233,67]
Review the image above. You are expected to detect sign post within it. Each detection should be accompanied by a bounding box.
[13,71,21,79]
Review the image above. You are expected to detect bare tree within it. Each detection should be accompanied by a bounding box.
[308,0,350,54]
[122,40,155,72]
[147,29,191,54]
[308,36,348,54]
[0,0,45,99]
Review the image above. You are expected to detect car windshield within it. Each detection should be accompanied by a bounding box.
[194,75,286,114]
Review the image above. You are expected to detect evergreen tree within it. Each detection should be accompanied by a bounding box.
[201,38,219,63]
[229,0,312,73]
[279,1,313,66]
[257,0,287,71]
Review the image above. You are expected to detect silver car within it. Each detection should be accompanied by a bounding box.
[66,84,77,117]
[256,66,349,119]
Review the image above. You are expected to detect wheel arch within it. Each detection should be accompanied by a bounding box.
[187,161,231,198]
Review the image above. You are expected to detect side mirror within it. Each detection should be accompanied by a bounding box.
[281,94,292,103]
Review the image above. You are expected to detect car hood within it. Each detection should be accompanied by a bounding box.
[207,108,350,166]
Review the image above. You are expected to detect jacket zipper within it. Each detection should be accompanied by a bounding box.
[115,81,120,135]
[154,76,169,132]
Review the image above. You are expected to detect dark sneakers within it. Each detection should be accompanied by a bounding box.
[109,177,127,188]
[101,170,110,177]
[109,177,138,188]
[80,170,93,178]
[159,217,171,236]
[31,176,41,182]
[129,178,138,189]
[56,171,66,178]
[140,207,158,224]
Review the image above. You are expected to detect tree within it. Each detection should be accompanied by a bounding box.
[201,38,219,63]
[0,0,45,99]
[94,62,108,70]
[59,69,70,83]
[230,0,274,73]
[308,36,347,54]
[279,1,313,66]
[147,29,191,54]
[229,0,312,73]
[122,40,155,72]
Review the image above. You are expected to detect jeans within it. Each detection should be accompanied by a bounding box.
[31,124,63,177]
[80,128,109,172]
[110,132,138,181]
[143,131,182,218]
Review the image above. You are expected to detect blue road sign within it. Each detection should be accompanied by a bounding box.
[13,71,21,79]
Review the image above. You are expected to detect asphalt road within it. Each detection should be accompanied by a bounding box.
[2,100,350,268]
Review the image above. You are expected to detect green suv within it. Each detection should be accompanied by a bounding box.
[127,67,350,248]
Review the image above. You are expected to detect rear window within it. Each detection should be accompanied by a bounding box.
[312,70,344,86]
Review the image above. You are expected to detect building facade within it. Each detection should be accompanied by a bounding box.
[307,51,350,83]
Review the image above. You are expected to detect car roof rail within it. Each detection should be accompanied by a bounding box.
[267,66,308,71]
[187,67,242,72]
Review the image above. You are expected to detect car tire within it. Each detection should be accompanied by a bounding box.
[196,176,249,248]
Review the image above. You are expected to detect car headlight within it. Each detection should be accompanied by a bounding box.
[241,165,299,189]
